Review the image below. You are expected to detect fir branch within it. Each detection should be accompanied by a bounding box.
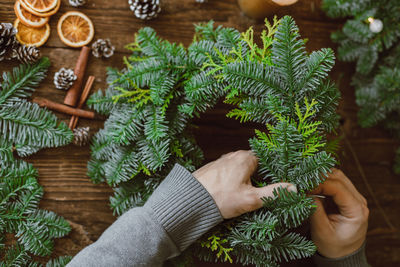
[0,100,73,149]
[0,59,72,265]
[0,57,50,105]
[270,232,316,262]
[27,210,71,238]
[16,221,54,256]
[1,244,30,267]
[297,48,335,94]
[110,178,160,216]
[103,146,140,186]
[87,88,120,115]
[0,136,14,163]
[272,16,307,91]
[87,159,107,184]
[323,0,400,174]
[262,188,316,228]
[104,104,144,145]
[223,61,285,99]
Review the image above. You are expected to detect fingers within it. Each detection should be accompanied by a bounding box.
[238,150,258,177]
[224,150,258,181]
[329,169,367,206]
[310,198,331,232]
[249,182,297,211]
[311,175,362,218]
[194,150,257,179]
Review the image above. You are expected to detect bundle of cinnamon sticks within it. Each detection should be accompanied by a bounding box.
[33,46,96,130]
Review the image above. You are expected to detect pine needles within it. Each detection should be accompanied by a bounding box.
[323,0,400,173]
[0,58,73,266]
[0,57,73,151]
[186,16,339,266]
[88,16,339,266]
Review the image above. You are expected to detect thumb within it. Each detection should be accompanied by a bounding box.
[250,183,297,211]
[310,198,330,232]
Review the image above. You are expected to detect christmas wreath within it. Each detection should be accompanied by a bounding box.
[87,16,340,266]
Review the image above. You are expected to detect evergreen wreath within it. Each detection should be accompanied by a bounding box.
[87,16,340,266]
[0,58,73,266]
[322,0,400,173]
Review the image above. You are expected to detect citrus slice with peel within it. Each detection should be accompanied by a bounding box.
[15,1,49,28]
[14,19,50,47]
[20,0,60,17]
[23,0,58,13]
[57,11,94,48]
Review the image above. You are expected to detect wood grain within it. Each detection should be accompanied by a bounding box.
[1,0,400,266]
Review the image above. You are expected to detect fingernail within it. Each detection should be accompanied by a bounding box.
[287,184,298,193]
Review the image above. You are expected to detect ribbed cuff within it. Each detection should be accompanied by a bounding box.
[313,242,369,267]
[144,164,223,252]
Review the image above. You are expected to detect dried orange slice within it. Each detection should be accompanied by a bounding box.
[57,11,94,48]
[14,19,50,47]
[15,1,49,28]
[23,0,58,13]
[19,0,60,17]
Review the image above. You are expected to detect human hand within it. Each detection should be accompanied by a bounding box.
[310,169,369,258]
[192,150,297,219]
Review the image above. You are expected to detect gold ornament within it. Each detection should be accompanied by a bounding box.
[237,0,299,20]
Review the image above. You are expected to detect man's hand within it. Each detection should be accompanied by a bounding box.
[310,169,369,259]
[193,150,296,219]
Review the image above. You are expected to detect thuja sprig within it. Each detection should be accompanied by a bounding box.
[200,233,234,263]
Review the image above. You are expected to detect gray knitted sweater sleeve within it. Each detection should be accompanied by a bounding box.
[314,242,369,267]
[67,164,223,267]
[67,163,368,267]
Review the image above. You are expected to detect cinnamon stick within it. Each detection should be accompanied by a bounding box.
[69,76,95,130]
[64,46,91,107]
[33,97,95,119]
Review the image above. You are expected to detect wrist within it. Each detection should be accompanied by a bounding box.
[318,237,366,259]
[144,164,223,251]
[314,241,369,267]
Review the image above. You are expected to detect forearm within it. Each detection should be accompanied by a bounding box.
[67,207,178,267]
[67,164,223,267]
[314,242,369,267]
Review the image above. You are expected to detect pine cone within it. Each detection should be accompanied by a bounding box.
[0,23,18,61]
[14,45,41,64]
[91,39,115,58]
[54,68,77,90]
[128,0,161,20]
[73,127,90,146]
[69,0,86,7]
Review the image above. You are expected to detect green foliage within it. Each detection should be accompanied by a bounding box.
[262,187,316,229]
[0,59,72,266]
[189,16,338,266]
[220,189,317,267]
[323,0,400,173]
[0,57,73,150]
[200,233,233,263]
[0,160,71,264]
[88,16,339,266]
[87,25,214,216]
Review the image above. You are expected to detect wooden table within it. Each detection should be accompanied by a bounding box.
[1,0,400,266]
